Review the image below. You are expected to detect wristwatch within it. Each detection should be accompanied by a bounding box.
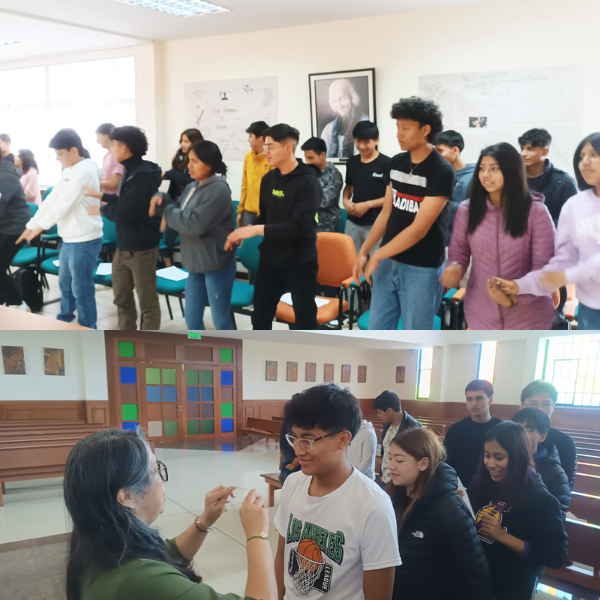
[194,516,214,533]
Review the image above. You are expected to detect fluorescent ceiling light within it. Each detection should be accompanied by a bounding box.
[0,39,18,46]
[115,0,230,18]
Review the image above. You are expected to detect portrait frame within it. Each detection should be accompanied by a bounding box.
[309,68,377,164]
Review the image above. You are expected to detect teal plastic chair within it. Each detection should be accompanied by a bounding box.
[357,311,442,330]
[156,268,188,320]
[101,215,117,257]
[232,200,240,228]
[11,203,59,268]
[230,235,263,328]
[42,256,103,277]
[93,264,113,288]
[42,187,54,201]
[338,208,348,234]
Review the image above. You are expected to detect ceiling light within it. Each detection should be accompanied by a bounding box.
[0,39,18,46]
[115,0,230,18]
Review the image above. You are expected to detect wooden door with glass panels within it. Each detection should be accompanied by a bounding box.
[143,363,185,441]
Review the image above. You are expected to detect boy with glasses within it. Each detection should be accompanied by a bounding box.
[225,124,321,330]
[274,383,401,600]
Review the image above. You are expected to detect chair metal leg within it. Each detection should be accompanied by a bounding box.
[165,295,174,320]
[178,296,185,317]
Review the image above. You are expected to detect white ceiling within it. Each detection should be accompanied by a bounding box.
[0,0,497,62]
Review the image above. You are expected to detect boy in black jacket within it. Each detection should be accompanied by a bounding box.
[86,126,162,330]
[225,124,321,330]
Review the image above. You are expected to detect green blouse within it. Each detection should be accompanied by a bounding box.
[80,538,255,600]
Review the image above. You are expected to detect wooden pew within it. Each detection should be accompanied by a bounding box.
[570,493,600,524]
[238,417,281,442]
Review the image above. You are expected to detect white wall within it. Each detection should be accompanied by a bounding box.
[158,0,600,197]
[0,331,108,401]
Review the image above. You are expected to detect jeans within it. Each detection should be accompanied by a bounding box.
[57,237,103,328]
[0,233,23,305]
[185,259,237,330]
[369,258,443,330]
[578,304,600,330]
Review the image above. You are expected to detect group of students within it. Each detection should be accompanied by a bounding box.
[62,377,575,600]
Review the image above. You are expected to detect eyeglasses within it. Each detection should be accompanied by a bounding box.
[154,460,168,482]
[263,143,286,152]
[524,427,539,433]
[285,432,342,453]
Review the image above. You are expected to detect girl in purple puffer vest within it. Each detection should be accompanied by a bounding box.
[442,143,556,330]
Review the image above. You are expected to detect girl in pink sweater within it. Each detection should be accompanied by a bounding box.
[442,143,556,330]
[15,149,42,205]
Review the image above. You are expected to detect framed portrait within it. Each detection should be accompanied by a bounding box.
[309,68,376,163]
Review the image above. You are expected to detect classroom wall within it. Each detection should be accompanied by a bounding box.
[0,331,108,401]
[157,0,600,197]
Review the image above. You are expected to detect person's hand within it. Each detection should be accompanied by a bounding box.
[440,263,462,288]
[15,227,43,245]
[149,194,163,217]
[286,457,300,471]
[491,277,519,295]
[87,205,102,216]
[487,282,515,307]
[364,251,382,286]
[353,253,368,285]
[83,186,102,200]
[540,270,568,290]
[479,514,505,541]
[224,225,257,252]
[455,488,465,498]
[200,485,236,527]
[236,213,243,228]
[162,171,167,179]
[239,489,270,538]
[344,200,356,216]
[352,202,370,218]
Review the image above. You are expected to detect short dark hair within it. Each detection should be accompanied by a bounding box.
[246,121,270,138]
[0,133,11,143]
[263,123,300,147]
[96,123,116,136]
[49,128,89,158]
[518,128,552,149]
[520,380,558,404]
[111,126,148,158]
[373,390,401,412]
[573,132,600,191]
[390,97,444,143]
[512,407,551,435]
[435,130,465,152]
[465,379,494,397]
[352,121,379,141]
[189,140,227,177]
[283,383,362,440]
[18,149,38,174]
[300,137,327,155]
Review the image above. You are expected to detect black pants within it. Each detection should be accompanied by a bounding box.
[0,234,22,306]
[252,259,319,330]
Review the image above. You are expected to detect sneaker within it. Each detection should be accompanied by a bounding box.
[18,301,31,312]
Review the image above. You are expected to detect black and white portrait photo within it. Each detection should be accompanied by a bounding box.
[309,69,376,162]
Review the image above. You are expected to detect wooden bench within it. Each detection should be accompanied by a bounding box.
[238,417,282,442]
[261,472,282,507]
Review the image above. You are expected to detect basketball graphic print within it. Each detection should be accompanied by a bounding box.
[298,539,323,572]
[475,501,507,544]
[289,537,333,595]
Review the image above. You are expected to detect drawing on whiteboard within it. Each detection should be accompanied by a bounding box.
[184,76,278,162]
[419,65,584,174]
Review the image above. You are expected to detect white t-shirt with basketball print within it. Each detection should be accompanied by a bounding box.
[273,466,401,599]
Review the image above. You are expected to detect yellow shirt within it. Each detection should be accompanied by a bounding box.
[238,150,271,215]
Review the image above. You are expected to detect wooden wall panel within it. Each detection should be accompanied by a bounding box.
[0,400,110,425]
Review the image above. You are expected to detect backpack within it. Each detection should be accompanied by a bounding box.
[10,267,44,313]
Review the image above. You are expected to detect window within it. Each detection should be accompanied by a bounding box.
[417,347,433,399]
[539,335,600,407]
[478,341,497,383]
[0,56,136,185]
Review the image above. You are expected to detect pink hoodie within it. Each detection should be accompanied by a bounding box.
[20,168,42,205]
[448,193,556,330]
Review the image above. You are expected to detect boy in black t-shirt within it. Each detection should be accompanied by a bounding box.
[353,97,455,330]
[342,121,390,253]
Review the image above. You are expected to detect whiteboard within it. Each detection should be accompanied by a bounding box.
[419,65,584,174]
[184,76,278,163]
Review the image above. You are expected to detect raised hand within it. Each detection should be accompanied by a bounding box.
[239,489,270,538]
[201,485,237,527]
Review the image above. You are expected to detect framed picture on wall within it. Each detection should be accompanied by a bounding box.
[309,68,376,163]
[396,366,405,384]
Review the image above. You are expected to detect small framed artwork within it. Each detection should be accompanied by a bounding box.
[266,361,278,381]
[324,363,334,382]
[358,365,367,383]
[286,362,298,382]
[341,364,351,383]
[309,68,376,163]
[396,366,406,384]
[306,362,316,382]
[44,348,65,376]
[2,346,26,375]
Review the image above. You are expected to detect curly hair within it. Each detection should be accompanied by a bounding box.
[390,96,444,143]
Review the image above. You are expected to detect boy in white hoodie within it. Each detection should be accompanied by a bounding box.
[16,129,103,328]
[346,419,377,480]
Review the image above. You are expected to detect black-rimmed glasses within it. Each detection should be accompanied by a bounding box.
[155,460,168,482]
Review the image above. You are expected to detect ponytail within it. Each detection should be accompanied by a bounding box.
[81,147,91,159]
[189,140,227,178]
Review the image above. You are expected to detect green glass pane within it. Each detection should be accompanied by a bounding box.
[186,369,199,385]
[162,369,177,385]
[220,349,233,363]
[118,341,135,358]
[221,403,233,418]
[146,368,160,385]
[122,404,138,421]
[202,420,214,434]
[200,370,213,385]
[164,421,178,436]
[188,420,200,435]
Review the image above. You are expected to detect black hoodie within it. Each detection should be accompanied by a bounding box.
[0,160,30,236]
[534,443,571,520]
[253,160,322,268]
[392,462,492,600]
[101,156,163,251]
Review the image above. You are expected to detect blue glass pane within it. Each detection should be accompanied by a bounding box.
[201,387,214,402]
[120,366,137,384]
[222,444,234,452]
[187,387,200,402]
[147,386,161,403]
[122,421,139,431]
[221,418,234,433]
[221,371,233,386]
[163,386,177,402]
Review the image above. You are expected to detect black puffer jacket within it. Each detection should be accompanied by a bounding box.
[392,462,492,600]
[535,443,571,521]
